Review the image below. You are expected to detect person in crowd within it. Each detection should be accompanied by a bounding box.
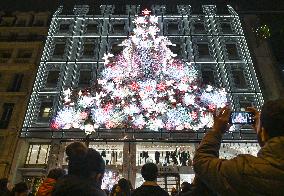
[170,187,178,196]
[117,178,131,196]
[0,178,11,196]
[178,182,192,196]
[102,189,109,196]
[110,184,119,196]
[193,99,284,195]
[109,179,131,196]
[52,142,106,196]
[188,177,216,196]
[10,182,29,196]
[127,180,133,194]
[132,163,169,196]
[36,168,66,196]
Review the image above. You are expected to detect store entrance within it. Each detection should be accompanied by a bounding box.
[157,173,180,193]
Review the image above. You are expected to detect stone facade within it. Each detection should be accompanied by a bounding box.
[0,11,50,179]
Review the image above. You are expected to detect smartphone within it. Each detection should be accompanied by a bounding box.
[229,112,255,124]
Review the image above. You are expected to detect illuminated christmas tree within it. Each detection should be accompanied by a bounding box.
[51,9,227,133]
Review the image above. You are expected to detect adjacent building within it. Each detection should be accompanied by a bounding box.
[0,11,50,178]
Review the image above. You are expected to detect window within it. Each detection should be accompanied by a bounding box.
[53,44,66,57]
[0,50,12,58]
[193,23,206,34]
[38,102,53,122]
[111,44,123,55]
[46,71,60,88]
[17,49,33,58]
[232,69,247,89]
[197,44,211,59]
[7,74,24,92]
[79,70,92,87]
[201,68,215,85]
[16,19,26,27]
[221,23,233,34]
[87,23,98,34]
[239,97,253,110]
[0,17,15,26]
[83,44,94,57]
[0,103,14,129]
[167,23,179,34]
[0,137,4,153]
[112,23,125,34]
[0,50,12,63]
[25,144,50,165]
[59,23,70,33]
[169,44,181,56]
[33,20,45,26]
[226,44,240,60]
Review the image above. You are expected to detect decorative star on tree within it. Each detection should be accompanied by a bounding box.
[142,8,151,15]
[51,11,227,134]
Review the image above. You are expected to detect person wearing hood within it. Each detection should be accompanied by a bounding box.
[193,99,284,195]
[36,168,65,196]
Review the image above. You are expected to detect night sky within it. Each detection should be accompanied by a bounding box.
[0,0,283,12]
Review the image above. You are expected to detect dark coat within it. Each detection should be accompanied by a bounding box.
[132,184,169,196]
[52,175,106,196]
[193,131,284,196]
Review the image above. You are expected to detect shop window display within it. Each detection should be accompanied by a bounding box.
[136,143,194,166]
[25,144,50,165]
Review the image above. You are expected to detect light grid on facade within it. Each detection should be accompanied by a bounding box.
[20,4,264,142]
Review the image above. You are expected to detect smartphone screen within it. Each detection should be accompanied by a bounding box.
[229,112,255,124]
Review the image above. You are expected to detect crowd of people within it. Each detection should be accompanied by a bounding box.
[0,99,283,196]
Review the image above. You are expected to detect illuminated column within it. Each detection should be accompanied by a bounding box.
[122,142,136,186]
[46,140,63,171]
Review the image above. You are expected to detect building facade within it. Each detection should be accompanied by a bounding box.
[11,4,266,193]
[0,11,50,178]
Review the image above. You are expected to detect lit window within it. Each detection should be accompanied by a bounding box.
[38,102,53,122]
[25,144,50,165]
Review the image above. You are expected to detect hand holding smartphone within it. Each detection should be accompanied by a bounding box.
[229,112,255,125]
